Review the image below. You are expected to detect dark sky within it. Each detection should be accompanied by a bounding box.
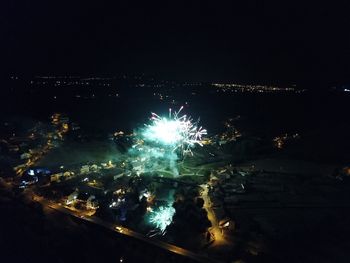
[3,1,350,84]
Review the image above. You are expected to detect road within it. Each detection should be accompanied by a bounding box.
[33,196,221,263]
[200,184,229,246]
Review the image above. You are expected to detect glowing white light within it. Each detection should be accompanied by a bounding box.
[146,118,183,144]
[149,205,175,234]
[142,107,207,156]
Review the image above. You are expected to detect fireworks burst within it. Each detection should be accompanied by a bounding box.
[149,205,175,234]
[142,106,207,156]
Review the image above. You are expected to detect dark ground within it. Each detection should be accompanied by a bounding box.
[0,180,197,263]
[1,81,350,263]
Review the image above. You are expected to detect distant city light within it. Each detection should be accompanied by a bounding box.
[212,83,302,93]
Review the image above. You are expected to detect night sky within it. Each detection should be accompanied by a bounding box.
[3,1,350,84]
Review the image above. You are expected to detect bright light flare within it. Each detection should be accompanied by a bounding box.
[146,117,183,145]
[149,205,175,234]
[142,107,207,156]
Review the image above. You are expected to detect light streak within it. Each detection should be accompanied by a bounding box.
[142,107,207,156]
[149,205,175,234]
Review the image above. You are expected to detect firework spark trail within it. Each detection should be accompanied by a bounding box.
[142,107,207,156]
[149,205,175,235]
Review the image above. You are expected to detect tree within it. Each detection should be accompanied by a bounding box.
[203,170,211,181]
[196,197,204,208]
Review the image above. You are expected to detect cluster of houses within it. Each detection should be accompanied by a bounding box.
[207,165,249,237]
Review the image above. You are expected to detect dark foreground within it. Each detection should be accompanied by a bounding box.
[0,181,198,263]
